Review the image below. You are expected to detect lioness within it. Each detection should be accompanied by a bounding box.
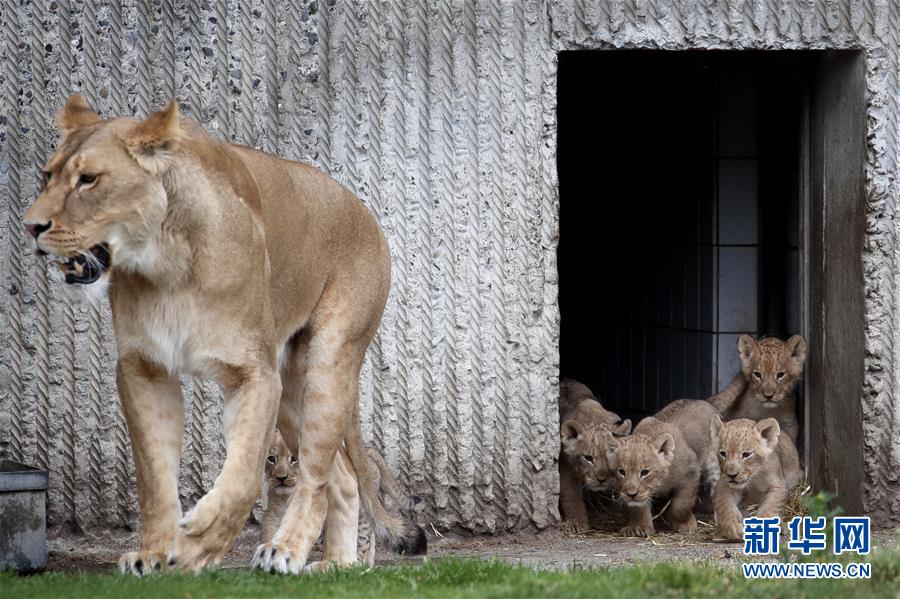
[558,379,631,532]
[605,400,718,537]
[711,416,801,540]
[24,95,424,574]
[709,335,806,444]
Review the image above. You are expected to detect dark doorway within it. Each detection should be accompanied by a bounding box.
[559,51,804,421]
[557,49,867,514]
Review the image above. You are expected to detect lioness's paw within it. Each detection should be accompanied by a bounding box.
[561,519,589,534]
[252,542,305,575]
[167,496,239,573]
[718,518,743,541]
[671,514,698,534]
[118,550,167,576]
[620,525,653,538]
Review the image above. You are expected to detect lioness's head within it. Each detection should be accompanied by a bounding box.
[605,424,675,506]
[561,418,631,492]
[23,94,182,289]
[738,335,806,408]
[266,430,298,494]
[711,416,779,489]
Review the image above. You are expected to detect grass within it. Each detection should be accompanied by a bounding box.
[2,553,899,599]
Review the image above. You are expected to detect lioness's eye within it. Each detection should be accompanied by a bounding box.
[617,469,625,476]
[266,456,276,465]
[290,456,298,465]
[719,451,727,458]
[776,372,786,380]
[582,454,593,463]
[79,173,97,185]
[640,469,650,478]
[752,371,762,380]
[742,452,753,460]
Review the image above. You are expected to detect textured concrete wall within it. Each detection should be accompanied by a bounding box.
[0,0,898,535]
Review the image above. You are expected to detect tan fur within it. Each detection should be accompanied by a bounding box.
[711,416,801,540]
[24,96,419,574]
[605,400,718,537]
[558,379,631,533]
[709,335,806,444]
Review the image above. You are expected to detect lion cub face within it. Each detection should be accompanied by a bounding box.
[24,95,181,285]
[738,335,806,408]
[561,419,631,491]
[266,431,299,494]
[711,416,779,489]
[606,430,675,506]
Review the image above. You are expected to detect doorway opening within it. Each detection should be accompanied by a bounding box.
[557,49,867,512]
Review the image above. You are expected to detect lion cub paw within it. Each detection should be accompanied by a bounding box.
[718,517,744,541]
[620,525,654,538]
[251,542,306,575]
[671,514,698,534]
[118,550,167,576]
[561,519,590,534]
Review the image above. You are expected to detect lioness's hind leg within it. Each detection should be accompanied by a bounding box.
[252,324,367,574]
[305,447,360,573]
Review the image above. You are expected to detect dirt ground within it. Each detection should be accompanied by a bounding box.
[45,521,899,574]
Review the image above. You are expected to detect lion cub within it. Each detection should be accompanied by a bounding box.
[710,335,806,444]
[605,400,718,537]
[260,430,299,544]
[711,416,801,540]
[559,379,631,533]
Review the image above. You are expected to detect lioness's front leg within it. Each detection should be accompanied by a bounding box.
[116,357,184,576]
[169,363,281,572]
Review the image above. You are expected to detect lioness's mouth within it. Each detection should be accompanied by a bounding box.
[59,243,111,285]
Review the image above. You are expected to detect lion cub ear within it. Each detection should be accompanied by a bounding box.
[58,94,102,135]
[709,414,723,444]
[602,429,620,456]
[560,419,584,451]
[612,419,632,437]
[755,418,781,452]
[654,432,675,464]
[125,100,182,173]
[786,335,807,368]
[738,335,757,369]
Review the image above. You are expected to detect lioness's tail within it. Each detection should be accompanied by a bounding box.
[707,372,747,412]
[344,405,427,555]
[367,447,420,512]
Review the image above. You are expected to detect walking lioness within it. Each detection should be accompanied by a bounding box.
[23,95,424,574]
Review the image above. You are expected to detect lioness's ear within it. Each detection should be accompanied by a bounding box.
[58,94,101,135]
[654,432,675,463]
[738,335,756,369]
[786,335,807,367]
[755,418,781,451]
[560,420,583,451]
[612,419,632,437]
[126,100,182,173]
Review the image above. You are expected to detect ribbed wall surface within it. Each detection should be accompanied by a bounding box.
[1,0,898,533]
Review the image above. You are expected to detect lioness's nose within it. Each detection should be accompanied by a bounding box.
[25,220,51,238]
